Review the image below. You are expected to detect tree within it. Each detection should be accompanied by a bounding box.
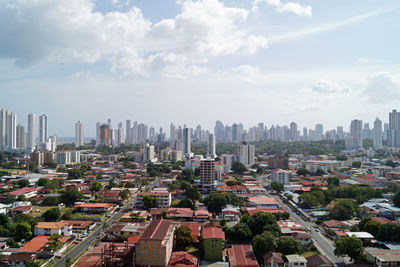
[327,177,340,186]
[91,181,103,192]
[358,216,371,231]
[119,189,130,200]
[42,207,61,222]
[393,191,400,208]
[252,231,277,259]
[231,223,252,242]
[178,169,196,183]
[6,239,20,248]
[247,212,277,236]
[299,193,319,209]
[231,161,247,174]
[143,195,158,210]
[25,261,40,267]
[175,199,193,208]
[15,222,32,240]
[363,220,380,237]
[186,186,201,209]
[270,181,284,192]
[174,225,194,251]
[60,190,84,206]
[376,223,398,241]
[18,179,29,188]
[37,178,49,187]
[46,233,63,252]
[296,168,310,176]
[385,160,396,168]
[203,193,228,213]
[42,196,61,206]
[14,214,37,229]
[334,236,363,262]
[16,194,27,201]
[125,181,135,188]
[61,209,73,220]
[276,237,301,255]
[329,199,355,220]
[315,168,325,176]
[351,161,361,168]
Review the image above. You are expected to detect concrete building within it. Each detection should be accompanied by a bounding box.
[16,124,26,149]
[374,117,383,149]
[136,191,172,208]
[183,126,191,156]
[388,109,400,148]
[39,114,48,145]
[0,109,10,151]
[7,112,17,150]
[27,113,36,150]
[239,142,255,167]
[198,158,217,194]
[143,143,155,162]
[136,220,176,267]
[34,222,72,237]
[203,227,225,261]
[347,119,363,150]
[207,133,216,158]
[56,151,71,165]
[271,169,290,184]
[99,124,110,146]
[75,121,84,147]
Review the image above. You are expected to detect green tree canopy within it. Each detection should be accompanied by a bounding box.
[270,181,284,192]
[91,181,103,192]
[174,225,194,251]
[143,195,158,210]
[252,231,277,259]
[296,168,310,176]
[276,237,302,255]
[231,161,247,174]
[60,190,84,206]
[329,199,356,220]
[15,222,32,240]
[334,236,363,262]
[42,207,61,222]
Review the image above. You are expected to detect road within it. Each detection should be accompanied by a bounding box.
[256,176,348,265]
[54,201,134,267]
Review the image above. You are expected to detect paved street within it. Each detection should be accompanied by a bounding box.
[54,201,134,267]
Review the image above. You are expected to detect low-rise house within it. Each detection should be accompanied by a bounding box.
[21,236,71,253]
[221,206,240,221]
[10,205,32,216]
[9,187,37,199]
[202,227,225,261]
[263,252,284,267]
[345,232,374,243]
[365,248,400,266]
[248,197,279,207]
[323,220,346,231]
[3,252,37,267]
[246,185,267,196]
[291,232,311,246]
[285,255,307,267]
[169,251,198,267]
[60,220,95,235]
[194,208,212,222]
[228,244,258,267]
[34,222,72,236]
[136,220,176,267]
[305,254,333,267]
[103,190,124,204]
[74,203,116,214]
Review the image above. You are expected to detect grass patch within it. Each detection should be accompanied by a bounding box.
[31,206,55,217]
[303,251,318,258]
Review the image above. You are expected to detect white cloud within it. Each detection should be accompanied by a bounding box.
[312,79,350,94]
[0,0,267,77]
[364,72,400,103]
[253,0,312,18]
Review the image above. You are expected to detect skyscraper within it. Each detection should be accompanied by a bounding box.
[388,110,400,148]
[0,109,9,151]
[199,158,216,194]
[239,142,255,167]
[183,126,191,155]
[207,133,216,157]
[27,113,36,150]
[16,124,26,149]
[100,124,110,146]
[126,120,131,144]
[214,121,225,142]
[75,121,84,147]
[39,114,48,145]
[373,118,382,149]
[315,124,323,141]
[96,122,101,146]
[7,112,17,149]
[349,119,363,150]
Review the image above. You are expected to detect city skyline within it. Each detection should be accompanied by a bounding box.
[1,0,400,137]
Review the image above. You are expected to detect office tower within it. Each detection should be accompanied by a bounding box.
[96,122,101,146]
[373,118,383,149]
[75,121,84,147]
[137,123,148,143]
[348,119,363,150]
[39,114,48,145]
[183,127,191,155]
[207,133,216,157]
[99,124,110,146]
[388,110,400,148]
[290,122,298,141]
[0,109,9,151]
[239,142,255,167]
[170,123,176,145]
[16,124,26,149]
[336,126,344,139]
[302,127,308,141]
[315,124,323,140]
[7,112,17,149]
[126,120,131,144]
[27,114,36,150]
[199,158,216,194]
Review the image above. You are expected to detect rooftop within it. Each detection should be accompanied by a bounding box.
[228,245,258,267]
[140,219,173,241]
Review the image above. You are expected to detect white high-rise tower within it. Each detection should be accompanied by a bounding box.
[7,112,17,149]
[373,118,383,149]
[207,133,216,157]
[39,114,48,145]
[75,121,84,147]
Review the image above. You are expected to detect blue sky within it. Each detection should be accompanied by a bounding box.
[1,0,400,137]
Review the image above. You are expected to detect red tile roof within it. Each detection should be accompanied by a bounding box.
[169,251,198,267]
[10,187,36,196]
[74,203,115,208]
[228,245,259,267]
[202,227,225,239]
[372,217,393,224]
[21,236,71,252]
[140,219,173,240]
[182,222,201,241]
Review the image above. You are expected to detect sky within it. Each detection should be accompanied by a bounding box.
[1,0,400,137]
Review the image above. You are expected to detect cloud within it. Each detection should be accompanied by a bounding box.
[252,0,312,18]
[364,72,400,103]
[0,0,267,77]
[312,79,350,94]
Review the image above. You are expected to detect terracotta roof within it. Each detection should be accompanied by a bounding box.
[202,227,225,239]
[372,217,393,224]
[127,235,141,244]
[263,252,284,264]
[182,222,201,241]
[60,220,94,229]
[228,245,258,267]
[35,222,67,229]
[140,219,173,240]
[248,197,278,205]
[6,252,37,261]
[21,236,70,252]
[306,254,333,267]
[12,205,32,212]
[9,187,37,196]
[291,232,311,239]
[169,251,198,267]
[74,203,115,208]
[324,219,346,228]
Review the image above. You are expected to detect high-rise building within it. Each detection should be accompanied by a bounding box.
[16,124,26,149]
[207,133,216,157]
[183,126,191,156]
[126,120,131,144]
[315,124,323,141]
[100,124,110,146]
[214,121,225,142]
[388,110,400,148]
[0,109,9,151]
[75,121,84,147]
[96,122,101,146]
[39,114,48,145]
[7,112,17,149]
[290,122,298,141]
[373,118,383,149]
[27,114,36,150]
[348,119,363,150]
[199,158,216,194]
[143,143,155,162]
[302,127,308,141]
[336,126,344,139]
[239,142,255,167]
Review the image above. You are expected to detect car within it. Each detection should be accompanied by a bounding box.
[315,229,319,232]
